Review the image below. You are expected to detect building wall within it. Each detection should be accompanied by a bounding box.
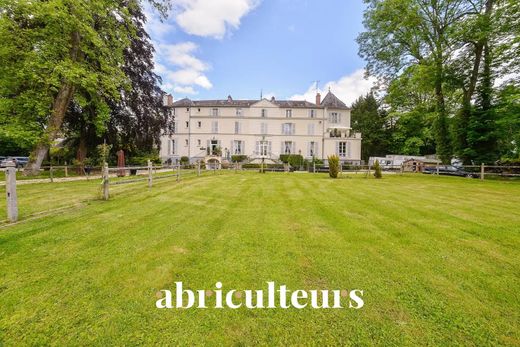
[160,100,362,163]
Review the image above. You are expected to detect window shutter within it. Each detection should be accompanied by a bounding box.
[335,142,339,155]
[348,143,351,158]
[268,141,272,156]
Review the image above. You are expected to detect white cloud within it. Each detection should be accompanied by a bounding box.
[174,86,198,95]
[174,0,260,39]
[167,69,213,89]
[155,42,213,94]
[159,42,210,71]
[290,69,376,106]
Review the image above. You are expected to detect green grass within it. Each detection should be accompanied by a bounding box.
[1,173,519,345]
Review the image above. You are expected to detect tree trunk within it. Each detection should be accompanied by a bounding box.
[76,128,88,175]
[455,0,494,164]
[24,31,81,175]
[433,50,451,164]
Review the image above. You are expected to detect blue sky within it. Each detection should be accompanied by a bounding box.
[145,0,375,105]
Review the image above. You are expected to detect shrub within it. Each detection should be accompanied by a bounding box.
[231,155,248,163]
[279,154,304,168]
[180,156,189,165]
[373,160,382,179]
[328,155,340,178]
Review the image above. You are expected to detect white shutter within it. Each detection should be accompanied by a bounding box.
[268,141,272,156]
[335,142,339,156]
[348,143,351,158]
[256,141,259,155]
[281,141,285,154]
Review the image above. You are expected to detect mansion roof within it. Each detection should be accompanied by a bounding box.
[170,91,350,110]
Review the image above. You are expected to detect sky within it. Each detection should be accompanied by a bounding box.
[145,0,376,106]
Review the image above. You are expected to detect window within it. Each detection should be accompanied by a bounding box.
[261,109,267,118]
[234,121,241,134]
[233,140,243,155]
[197,121,202,128]
[261,122,268,135]
[186,107,190,112]
[185,121,189,128]
[172,121,177,134]
[256,141,270,156]
[282,123,295,135]
[308,142,317,157]
[307,123,315,135]
[170,139,176,155]
[283,141,294,154]
[198,108,201,112]
[329,112,340,123]
[309,109,316,118]
[211,121,219,133]
[197,139,201,147]
[338,142,347,157]
[172,108,176,116]
[236,108,243,116]
[212,108,219,117]
[286,109,292,118]
[185,139,189,146]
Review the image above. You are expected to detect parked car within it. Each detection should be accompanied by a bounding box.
[423,165,477,178]
[0,156,30,168]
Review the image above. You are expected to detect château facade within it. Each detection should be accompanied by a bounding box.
[160,91,362,165]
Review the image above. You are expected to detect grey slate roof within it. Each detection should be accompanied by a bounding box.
[320,91,350,110]
[171,92,348,109]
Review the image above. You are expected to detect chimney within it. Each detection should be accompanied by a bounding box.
[227,95,233,103]
[163,94,173,106]
[271,96,275,102]
[315,92,321,105]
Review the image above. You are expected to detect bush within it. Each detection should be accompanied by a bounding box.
[180,156,189,165]
[231,155,248,163]
[279,154,304,168]
[328,155,340,178]
[373,160,382,179]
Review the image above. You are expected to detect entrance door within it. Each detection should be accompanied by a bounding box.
[210,140,219,155]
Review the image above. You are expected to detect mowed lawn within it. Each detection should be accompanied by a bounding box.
[0,172,519,346]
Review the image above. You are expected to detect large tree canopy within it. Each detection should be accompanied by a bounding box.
[0,0,169,173]
[358,0,520,164]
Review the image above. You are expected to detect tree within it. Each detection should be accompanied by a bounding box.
[62,3,173,165]
[0,0,166,175]
[351,93,389,162]
[358,0,481,163]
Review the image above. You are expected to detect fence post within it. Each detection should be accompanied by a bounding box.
[5,161,18,222]
[102,162,109,200]
[148,160,153,188]
[436,161,439,175]
[197,161,201,176]
[49,164,54,183]
[367,164,371,178]
[480,163,485,180]
[400,164,404,175]
[64,162,68,177]
[177,163,180,182]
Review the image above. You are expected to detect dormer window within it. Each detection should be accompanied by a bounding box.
[309,109,316,118]
[212,108,219,117]
[236,108,243,116]
[261,109,267,118]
